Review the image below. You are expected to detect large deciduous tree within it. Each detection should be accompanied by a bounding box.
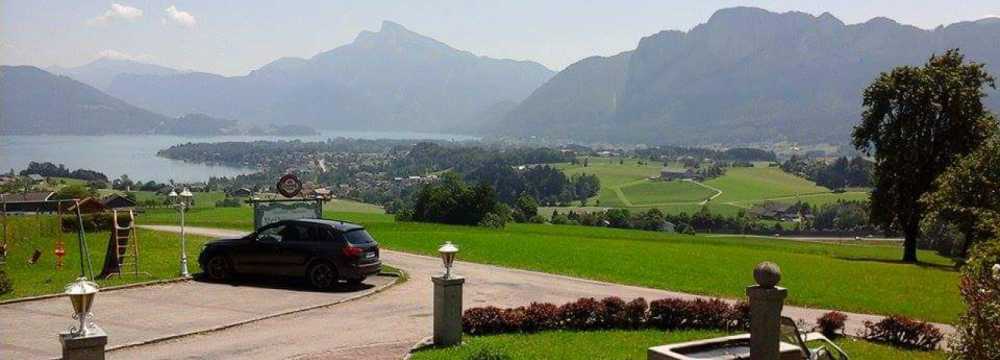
[852,49,997,262]
[922,134,1000,258]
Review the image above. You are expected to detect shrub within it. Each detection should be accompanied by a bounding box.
[559,297,603,330]
[500,307,526,332]
[477,212,507,229]
[731,301,751,331]
[0,269,11,295]
[859,315,943,351]
[649,298,689,329]
[522,302,560,332]
[649,298,733,330]
[622,297,648,328]
[686,299,734,330]
[214,198,243,208]
[598,296,628,328]
[465,347,511,360]
[816,311,848,338]
[950,240,1000,359]
[61,213,114,232]
[463,306,507,335]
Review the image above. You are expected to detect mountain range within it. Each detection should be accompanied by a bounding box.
[499,7,1000,144]
[104,21,555,132]
[4,9,1000,144]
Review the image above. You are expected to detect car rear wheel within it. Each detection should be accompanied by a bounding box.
[205,255,233,282]
[308,262,338,290]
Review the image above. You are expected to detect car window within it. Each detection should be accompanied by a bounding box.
[342,229,375,245]
[257,224,286,242]
[281,224,312,243]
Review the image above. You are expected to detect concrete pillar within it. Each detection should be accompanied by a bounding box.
[747,262,786,360]
[432,275,465,346]
[59,325,107,360]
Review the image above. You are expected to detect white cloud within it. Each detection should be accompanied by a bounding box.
[163,5,196,28]
[98,49,154,62]
[87,3,143,26]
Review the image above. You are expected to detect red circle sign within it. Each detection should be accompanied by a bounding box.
[277,174,302,198]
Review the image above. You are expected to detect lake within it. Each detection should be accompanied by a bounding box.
[0,131,478,183]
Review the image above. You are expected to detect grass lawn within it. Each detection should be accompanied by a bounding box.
[704,167,829,203]
[141,208,962,323]
[323,198,385,213]
[554,161,866,215]
[409,330,946,360]
[620,180,716,205]
[132,190,226,208]
[1,215,211,301]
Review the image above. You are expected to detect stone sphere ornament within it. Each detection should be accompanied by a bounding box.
[753,261,781,288]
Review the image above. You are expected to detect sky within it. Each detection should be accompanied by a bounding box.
[2,1,999,76]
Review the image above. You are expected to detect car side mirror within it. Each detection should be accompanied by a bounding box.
[257,234,280,244]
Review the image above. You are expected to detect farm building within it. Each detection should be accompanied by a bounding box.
[750,202,799,221]
[0,191,57,213]
[660,168,696,181]
[101,194,137,209]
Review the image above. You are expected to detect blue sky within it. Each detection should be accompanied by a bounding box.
[2,1,998,76]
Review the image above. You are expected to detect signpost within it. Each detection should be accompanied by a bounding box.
[250,174,324,230]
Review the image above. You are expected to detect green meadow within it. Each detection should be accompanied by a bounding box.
[555,159,868,215]
[0,215,212,301]
[140,207,961,323]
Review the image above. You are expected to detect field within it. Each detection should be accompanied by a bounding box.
[410,330,946,360]
[0,215,212,301]
[141,207,961,323]
[555,159,868,216]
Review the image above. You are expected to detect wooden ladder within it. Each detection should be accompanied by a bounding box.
[109,209,144,277]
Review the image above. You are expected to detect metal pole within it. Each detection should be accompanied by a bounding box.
[74,199,93,279]
[179,202,189,277]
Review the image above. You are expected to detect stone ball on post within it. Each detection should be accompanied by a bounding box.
[753,261,781,288]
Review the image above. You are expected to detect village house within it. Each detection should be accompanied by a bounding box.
[101,194,137,209]
[750,202,800,222]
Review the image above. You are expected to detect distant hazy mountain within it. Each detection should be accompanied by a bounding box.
[498,7,1000,145]
[0,65,171,135]
[0,66,310,136]
[106,21,555,132]
[49,58,180,91]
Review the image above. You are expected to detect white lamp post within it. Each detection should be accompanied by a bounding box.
[169,188,193,277]
[438,241,458,278]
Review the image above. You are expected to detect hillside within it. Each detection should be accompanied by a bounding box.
[106,21,555,132]
[498,7,1000,145]
[0,65,171,135]
[48,58,181,91]
[0,66,309,136]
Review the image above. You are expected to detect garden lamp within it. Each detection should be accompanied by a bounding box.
[438,241,458,278]
[171,188,194,277]
[64,277,99,337]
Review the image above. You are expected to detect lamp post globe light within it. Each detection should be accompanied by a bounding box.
[64,277,99,337]
[170,188,194,277]
[438,241,458,278]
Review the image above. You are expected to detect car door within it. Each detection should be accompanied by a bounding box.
[273,223,316,276]
[239,223,287,274]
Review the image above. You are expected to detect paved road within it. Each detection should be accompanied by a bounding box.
[0,270,395,359]
[4,225,955,359]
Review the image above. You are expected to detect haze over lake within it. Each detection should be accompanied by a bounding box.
[0,131,477,183]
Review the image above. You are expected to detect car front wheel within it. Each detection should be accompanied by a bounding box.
[205,254,233,282]
[308,262,338,290]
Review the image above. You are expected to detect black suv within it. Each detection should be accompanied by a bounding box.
[197,219,381,289]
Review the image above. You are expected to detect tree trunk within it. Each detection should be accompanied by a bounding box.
[902,222,919,263]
